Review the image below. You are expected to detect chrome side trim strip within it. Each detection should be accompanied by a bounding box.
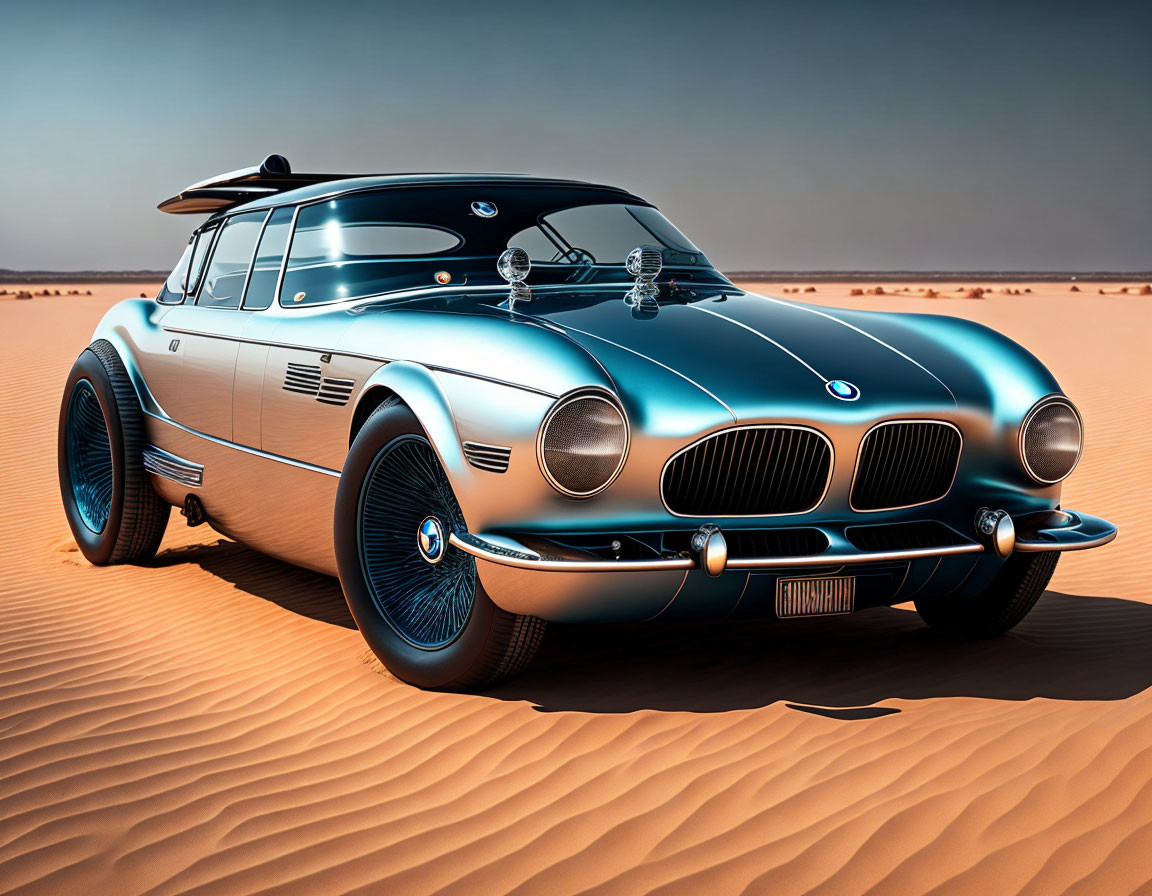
[144,411,342,478]
[158,328,558,398]
[450,530,984,573]
[142,445,204,487]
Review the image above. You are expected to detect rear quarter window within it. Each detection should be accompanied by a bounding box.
[157,240,194,304]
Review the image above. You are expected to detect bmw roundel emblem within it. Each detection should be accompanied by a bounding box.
[471,200,498,218]
[826,379,860,401]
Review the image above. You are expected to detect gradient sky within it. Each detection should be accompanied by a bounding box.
[1,0,1149,272]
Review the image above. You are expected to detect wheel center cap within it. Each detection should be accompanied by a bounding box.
[417,516,446,564]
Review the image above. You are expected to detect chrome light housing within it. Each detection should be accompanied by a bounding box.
[1020,397,1083,484]
[538,390,629,498]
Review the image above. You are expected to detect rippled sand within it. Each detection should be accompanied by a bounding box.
[1,283,1148,895]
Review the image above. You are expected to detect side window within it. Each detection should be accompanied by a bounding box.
[196,212,266,309]
[186,223,219,298]
[279,196,462,306]
[242,206,293,310]
[157,239,194,304]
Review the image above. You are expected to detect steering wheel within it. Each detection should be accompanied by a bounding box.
[560,247,595,265]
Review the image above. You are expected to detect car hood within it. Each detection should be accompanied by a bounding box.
[518,288,957,419]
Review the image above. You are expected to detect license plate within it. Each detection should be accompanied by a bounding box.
[776,575,856,617]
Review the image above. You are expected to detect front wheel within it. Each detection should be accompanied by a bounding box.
[334,400,545,691]
[915,551,1059,637]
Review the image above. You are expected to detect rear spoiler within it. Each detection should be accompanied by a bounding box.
[157,154,348,214]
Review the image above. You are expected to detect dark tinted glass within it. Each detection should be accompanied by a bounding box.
[243,206,293,310]
[271,185,723,304]
[509,204,705,266]
[281,196,463,305]
[197,212,265,309]
[157,240,193,304]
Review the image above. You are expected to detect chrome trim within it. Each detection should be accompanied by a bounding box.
[659,424,835,519]
[726,542,983,568]
[536,388,630,498]
[776,575,856,617]
[144,410,341,478]
[1018,395,1083,485]
[450,530,984,572]
[1015,529,1116,552]
[142,444,204,487]
[848,419,963,513]
[428,364,557,398]
[462,440,512,472]
[158,327,557,398]
[274,203,302,307]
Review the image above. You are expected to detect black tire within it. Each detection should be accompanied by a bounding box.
[915,551,1059,637]
[58,340,171,565]
[334,399,545,691]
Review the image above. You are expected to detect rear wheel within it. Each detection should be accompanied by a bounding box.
[334,400,545,691]
[915,551,1059,637]
[58,340,170,565]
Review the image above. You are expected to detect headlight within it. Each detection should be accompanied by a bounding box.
[538,391,628,497]
[1020,397,1082,484]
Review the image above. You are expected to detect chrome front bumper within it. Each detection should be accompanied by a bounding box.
[451,508,1116,575]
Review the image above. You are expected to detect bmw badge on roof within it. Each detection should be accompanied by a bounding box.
[471,200,498,218]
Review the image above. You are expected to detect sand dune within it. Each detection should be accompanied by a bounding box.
[0,284,1149,895]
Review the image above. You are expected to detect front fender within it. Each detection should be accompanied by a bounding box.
[353,360,470,483]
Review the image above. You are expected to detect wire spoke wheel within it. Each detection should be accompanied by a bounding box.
[65,379,114,533]
[357,435,477,648]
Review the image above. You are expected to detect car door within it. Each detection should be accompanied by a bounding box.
[160,211,267,440]
[231,206,293,448]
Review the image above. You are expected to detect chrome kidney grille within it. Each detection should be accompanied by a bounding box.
[850,421,962,511]
[661,426,833,517]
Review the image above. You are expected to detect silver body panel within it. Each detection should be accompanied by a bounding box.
[89,272,1115,622]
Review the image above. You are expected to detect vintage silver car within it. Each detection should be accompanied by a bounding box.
[59,155,1117,690]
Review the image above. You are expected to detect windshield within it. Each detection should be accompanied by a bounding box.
[509,204,703,267]
[277,184,721,305]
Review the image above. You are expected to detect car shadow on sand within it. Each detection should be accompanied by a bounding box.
[155,538,1151,714]
[497,591,1152,713]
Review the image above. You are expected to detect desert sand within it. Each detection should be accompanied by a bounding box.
[1,282,1149,895]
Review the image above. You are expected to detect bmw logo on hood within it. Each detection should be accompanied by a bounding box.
[826,379,860,401]
[471,200,498,218]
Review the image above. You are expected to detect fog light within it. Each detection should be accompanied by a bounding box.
[975,508,1015,558]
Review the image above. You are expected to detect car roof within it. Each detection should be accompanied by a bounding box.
[158,156,640,216]
[230,174,639,215]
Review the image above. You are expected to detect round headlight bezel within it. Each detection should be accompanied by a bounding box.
[1019,396,1083,485]
[537,389,630,499]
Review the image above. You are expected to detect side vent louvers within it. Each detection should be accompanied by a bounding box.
[463,441,511,473]
[282,363,354,407]
[317,377,355,406]
[284,363,322,396]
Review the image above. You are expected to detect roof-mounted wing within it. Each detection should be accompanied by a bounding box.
[157,154,349,214]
